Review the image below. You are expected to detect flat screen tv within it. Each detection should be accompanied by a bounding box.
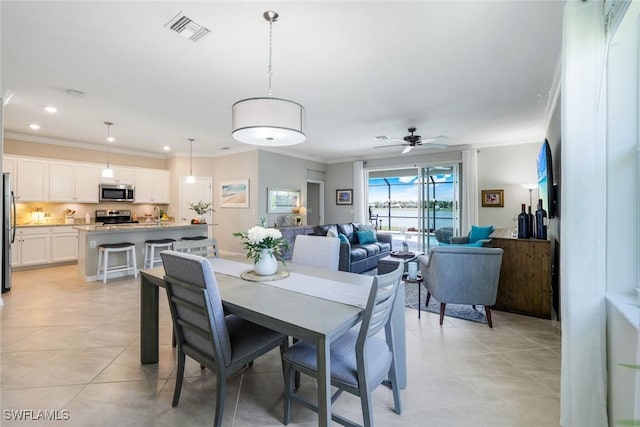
[537,139,555,218]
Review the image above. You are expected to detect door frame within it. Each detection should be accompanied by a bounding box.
[306,179,324,226]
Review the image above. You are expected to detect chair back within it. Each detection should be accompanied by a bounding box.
[161,250,232,367]
[172,238,219,259]
[357,263,403,351]
[291,235,340,271]
[420,246,503,305]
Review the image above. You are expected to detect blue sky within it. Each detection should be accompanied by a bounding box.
[368,175,454,202]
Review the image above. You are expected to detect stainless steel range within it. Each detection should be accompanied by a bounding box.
[95,209,138,225]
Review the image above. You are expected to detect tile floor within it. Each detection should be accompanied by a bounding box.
[1,265,561,426]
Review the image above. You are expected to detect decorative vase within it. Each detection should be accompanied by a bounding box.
[254,249,278,276]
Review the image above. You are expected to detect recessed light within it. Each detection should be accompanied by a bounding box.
[220,147,229,150]
[29,124,40,130]
[163,146,171,151]
[107,136,115,143]
[65,89,86,97]
[44,106,58,113]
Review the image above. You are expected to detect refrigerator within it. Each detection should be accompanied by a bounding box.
[2,172,15,292]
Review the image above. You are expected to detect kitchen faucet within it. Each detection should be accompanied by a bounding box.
[153,206,161,225]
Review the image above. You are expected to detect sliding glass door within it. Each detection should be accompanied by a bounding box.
[419,165,460,253]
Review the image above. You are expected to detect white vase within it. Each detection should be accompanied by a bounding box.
[254,249,278,276]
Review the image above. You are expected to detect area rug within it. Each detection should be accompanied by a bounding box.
[364,268,488,324]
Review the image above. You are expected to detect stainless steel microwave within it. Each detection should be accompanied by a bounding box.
[99,184,135,202]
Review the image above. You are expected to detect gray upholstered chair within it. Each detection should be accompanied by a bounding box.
[291,234,341,271]
[418,246,503,328]
[172,237,219,258]
[160,250,288,427]
[449,224,494,246]
[281,263,404,427]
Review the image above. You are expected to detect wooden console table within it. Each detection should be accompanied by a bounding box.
[489,228,552,319]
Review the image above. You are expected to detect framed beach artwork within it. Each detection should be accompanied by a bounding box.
[220,179,249,208]
[481,189,504,207]
[267,188,300,213]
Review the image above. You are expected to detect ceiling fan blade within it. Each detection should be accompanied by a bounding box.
[420,135,448,143]
[373,135,390,141]
[402,145,413,154]
[416,142,449,149]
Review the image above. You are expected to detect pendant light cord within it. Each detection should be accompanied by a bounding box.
[188,138,194,176]
[267,18,273,97]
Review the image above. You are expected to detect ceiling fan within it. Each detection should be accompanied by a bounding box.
[374,127,448,154]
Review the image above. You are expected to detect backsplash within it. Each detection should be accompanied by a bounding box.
[15,202,169,225]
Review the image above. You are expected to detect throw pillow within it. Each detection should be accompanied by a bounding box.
[356,229,377,245]
[469,225,494,243]
[326,228,338,238]
[337,233,349,244]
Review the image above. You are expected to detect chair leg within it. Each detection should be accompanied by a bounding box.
[439,303,446,325]
[103,251,109,284]
[388,356,402,415]
[425,291,431,306]
[172,349,186,407]
[283,362,294,425]
[485,306,493,328]
[213,372,226,427]
[360,383,374,427]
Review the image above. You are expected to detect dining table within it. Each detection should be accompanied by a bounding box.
[139,255,407,427]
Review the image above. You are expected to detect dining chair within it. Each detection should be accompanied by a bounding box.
[291,234,340,270]
[281,263,404,427]
[172,237,219,259]
[160,250,289,427]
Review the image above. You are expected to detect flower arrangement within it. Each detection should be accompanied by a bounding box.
[189,201,214,215]
[233,226,290,263]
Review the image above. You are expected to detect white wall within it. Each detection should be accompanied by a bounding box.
[325,162,355,224]
[477,143,540,230]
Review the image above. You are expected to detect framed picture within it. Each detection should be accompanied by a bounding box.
[481,189,504,207]
[267,188,300,213]
[336,189,353,205]
[219,179,249,208]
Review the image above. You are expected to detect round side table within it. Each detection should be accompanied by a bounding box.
[404,273,424,319]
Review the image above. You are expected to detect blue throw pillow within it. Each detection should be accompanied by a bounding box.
[356,229,377,244]
[338,233,349,244]
[469,225,494,243]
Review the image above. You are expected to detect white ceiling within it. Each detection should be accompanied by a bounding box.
[1,1,564,163]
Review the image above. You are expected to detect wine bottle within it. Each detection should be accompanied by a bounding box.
[517,204,530,239]
[535,199,548,239]
[528,205,535,239]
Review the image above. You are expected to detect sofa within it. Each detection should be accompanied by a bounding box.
[311,223,393,273]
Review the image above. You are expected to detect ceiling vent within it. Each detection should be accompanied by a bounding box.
[165,12,211,42]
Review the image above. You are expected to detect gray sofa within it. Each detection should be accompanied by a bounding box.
[311,223,393,273]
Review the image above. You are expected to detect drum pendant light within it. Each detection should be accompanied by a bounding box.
[232,11,305,146]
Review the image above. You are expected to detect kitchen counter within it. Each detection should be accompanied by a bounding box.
[76,223,210,281]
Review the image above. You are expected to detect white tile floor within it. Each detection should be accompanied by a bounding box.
[1,265,561,426]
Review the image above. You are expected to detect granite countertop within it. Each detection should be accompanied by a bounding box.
[73,223,217,232]
[16,222,97,228]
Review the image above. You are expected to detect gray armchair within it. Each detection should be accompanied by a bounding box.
[417,246,504,328]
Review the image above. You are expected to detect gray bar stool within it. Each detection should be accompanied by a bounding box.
[143,239,175,268]
[96,242,138,284]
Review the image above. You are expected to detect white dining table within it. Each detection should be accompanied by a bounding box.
[139,256,406,427]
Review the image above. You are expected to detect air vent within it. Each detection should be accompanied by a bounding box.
[165,12,211,42]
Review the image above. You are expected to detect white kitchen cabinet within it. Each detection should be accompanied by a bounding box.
[134,170,170,204]
[2,156,17,192]
[15,158,48,201]
[13,228,50,267]
[49,161,101,202]
[100,166,136,185]
[51,226,78,262]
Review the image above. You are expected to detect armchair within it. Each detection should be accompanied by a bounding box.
[449,225,494,247]
[418,246,503,327]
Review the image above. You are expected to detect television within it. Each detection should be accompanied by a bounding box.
[536,139,555,218]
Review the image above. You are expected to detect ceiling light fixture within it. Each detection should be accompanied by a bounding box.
[186,138,196,184]
[44,106,58,113]
[101,121,114,179]
[29,123,40,130]
[231,10,305,146]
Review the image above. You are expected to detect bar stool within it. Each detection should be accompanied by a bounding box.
[143,238,175,268]
[181,235,207,241]
[96,242,138,284]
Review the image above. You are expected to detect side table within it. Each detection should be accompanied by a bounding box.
[404,273,424,319]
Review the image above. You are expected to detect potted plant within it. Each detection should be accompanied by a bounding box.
[233,226,290,276]
[188,201,214,224]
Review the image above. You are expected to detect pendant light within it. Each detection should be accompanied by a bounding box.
[231,10,305,146]
[186,138,196,184]
[101,121,114,179]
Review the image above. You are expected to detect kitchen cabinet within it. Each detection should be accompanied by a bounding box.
[13,228,50,267]
[100,166,136,185]
[9,157,48,201]
[51,226,79,262]
[49,161,101,203]
[134,170,170,204]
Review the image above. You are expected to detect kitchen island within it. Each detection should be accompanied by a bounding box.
[74,223,209,281]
